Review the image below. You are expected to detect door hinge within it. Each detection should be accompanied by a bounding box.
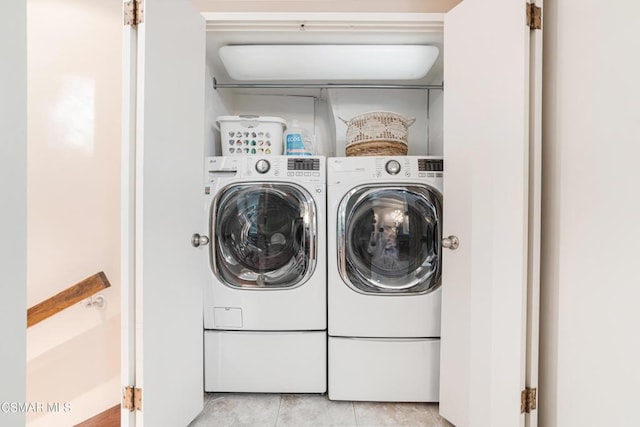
[124,0,144,27]
[123,386,142,412]
[521,387,537,413]
[526,3,542,30]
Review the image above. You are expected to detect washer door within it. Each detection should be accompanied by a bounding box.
[211,183,316,289]
[339,185,442,295]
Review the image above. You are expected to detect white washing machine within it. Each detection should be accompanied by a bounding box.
[202,155,326,393]
[327,156,443,402]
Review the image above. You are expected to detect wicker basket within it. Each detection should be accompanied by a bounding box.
[340,111,415,156]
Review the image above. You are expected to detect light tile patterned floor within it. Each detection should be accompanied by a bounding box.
[189,393,455,427]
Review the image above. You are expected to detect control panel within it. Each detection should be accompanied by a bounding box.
[287,158,321,171]
[206,156,325,183]
[417,158,443,178]
[372,157,443,179]
[286,158,323,180]
[418,159,443,172]
[374,157,412,178]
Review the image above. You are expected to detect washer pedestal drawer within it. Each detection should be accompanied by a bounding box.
[204,330,326,393]
[328,336,440,402]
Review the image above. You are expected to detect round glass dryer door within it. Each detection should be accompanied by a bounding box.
[211,183,316,289]
[338,185,442,295]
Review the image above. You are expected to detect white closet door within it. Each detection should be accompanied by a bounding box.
[439,0,540,426]
[121,0,206,425]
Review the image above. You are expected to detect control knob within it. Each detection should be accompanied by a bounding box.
[255,159,271,174]
[385,160,401,175]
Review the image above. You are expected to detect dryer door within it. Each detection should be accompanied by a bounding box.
[339,185,442,295]
[211,183,316,289]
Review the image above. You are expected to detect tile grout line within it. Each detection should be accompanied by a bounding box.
[351,401,358,427]
[274,393,283,427]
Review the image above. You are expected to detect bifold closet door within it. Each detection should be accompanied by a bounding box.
[121,0,206,425]
[439,0,542,426]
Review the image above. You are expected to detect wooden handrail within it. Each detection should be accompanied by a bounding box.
[27,271,111,328]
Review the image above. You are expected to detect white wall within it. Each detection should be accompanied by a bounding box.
[26,0,121,425]
[540,1,640,426]
[0,1,27,426]
[193,0,462,13]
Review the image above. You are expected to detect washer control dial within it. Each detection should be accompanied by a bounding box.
[255,159,271,174]
[385,160,401,175]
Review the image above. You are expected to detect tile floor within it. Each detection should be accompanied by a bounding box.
[189,393,455,427]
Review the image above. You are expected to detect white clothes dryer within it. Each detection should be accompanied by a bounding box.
[327,156,443,402]
[202,156,326,393]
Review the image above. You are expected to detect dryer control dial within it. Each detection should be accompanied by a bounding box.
[255,159,271,174]
[385,160,401,175]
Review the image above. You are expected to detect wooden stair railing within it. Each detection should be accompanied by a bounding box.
[27,271,111,328]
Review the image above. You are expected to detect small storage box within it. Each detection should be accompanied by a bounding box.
[217,115,286,156]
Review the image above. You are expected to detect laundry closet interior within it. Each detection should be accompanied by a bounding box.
[126,1,540,426]
[201,9,445,389]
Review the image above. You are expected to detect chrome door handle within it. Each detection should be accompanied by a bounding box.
[442,235,459,250]
[191,233,210,247]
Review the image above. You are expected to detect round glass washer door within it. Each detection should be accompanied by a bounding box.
[210,183,316,289]
[338,185,442,295]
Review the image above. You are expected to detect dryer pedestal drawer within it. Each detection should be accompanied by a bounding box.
[204,330,327,393]
[328,336,440,402]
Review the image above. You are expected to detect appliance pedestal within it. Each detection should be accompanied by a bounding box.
[204,330,326,393]
[328,336,440,402]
